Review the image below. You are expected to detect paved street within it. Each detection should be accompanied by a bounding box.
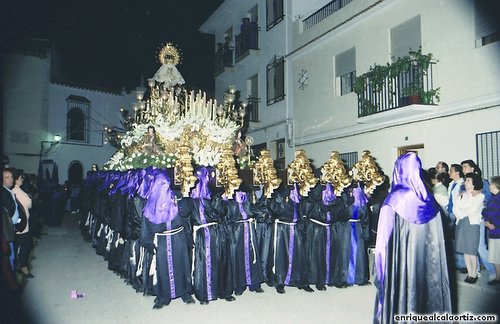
[5,212,500,324]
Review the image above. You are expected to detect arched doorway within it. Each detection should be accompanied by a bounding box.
[68,160,83,185]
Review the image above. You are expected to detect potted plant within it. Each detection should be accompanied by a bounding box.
[421,87,441,105]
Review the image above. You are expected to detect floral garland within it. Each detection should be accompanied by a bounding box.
[104,112,239,171]
[104,151,177,171]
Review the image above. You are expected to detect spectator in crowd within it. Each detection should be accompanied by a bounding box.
[215,42,224,71]
[12,169,34,278]
[453,173,484,283]
[448,164,464,229]
[2,167,27,295]
[223,36,233,67]
[448,164,466,272]
[429,168,449,212]
[461,159,496,282]
[483,176,500,284]
[2,168,27,268]
[436,161,449,174]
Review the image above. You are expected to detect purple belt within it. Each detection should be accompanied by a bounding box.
[347,206,360,285]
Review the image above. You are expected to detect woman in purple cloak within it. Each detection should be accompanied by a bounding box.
[373,153,451,323]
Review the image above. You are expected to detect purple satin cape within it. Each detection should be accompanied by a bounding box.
[375,153,439,315]
[190,167,211,200]
[143,171,178,224]
[353,182,369,207]
[322,183,336,205]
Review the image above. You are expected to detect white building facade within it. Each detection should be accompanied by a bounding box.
[2,39,136,183]
[201,0,500,178]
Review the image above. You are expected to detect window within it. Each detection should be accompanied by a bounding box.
[247,74,259,122]
[390,16,421,60]
[275,138,286,169]
[66,95,90,142]
[474,0,500,47]
[340,151,358,169]
[476,130,500,180]
[267,55,285,105]
[266,0,284,31]
[336,47,356,95]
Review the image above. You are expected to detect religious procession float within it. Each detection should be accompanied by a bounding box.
[81,44,388,309]
[99,43,385,199]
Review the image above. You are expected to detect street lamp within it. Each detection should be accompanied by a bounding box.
[40,134,62,161]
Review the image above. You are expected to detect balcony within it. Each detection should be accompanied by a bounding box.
[355,52,439,118]
[235,24,260,61]
[303,0,353,31]
[247,97,260,122]
[214,47,234,76]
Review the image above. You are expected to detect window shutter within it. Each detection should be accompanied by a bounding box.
[474,0,499,40]
[335,47,355,77]
[391,16,421,59]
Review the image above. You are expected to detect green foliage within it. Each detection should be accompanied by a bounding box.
[354,48,440,115]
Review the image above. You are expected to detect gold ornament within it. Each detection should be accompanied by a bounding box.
[216,147,242,199]
[252,149,282,198]
[320,151,352,196]
[351,150,385,194]
[158,43,181,66]
[174,146,197,197]
[287,150,318,196]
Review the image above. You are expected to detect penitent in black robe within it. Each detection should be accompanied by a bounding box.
[344,202,370,286]
[330,194,351,288]
[191,197,223,302]
[302,184,335,287]
[147,196,194,306]
[252,194,275,285]
[268,187,307,287]
[226,197,264,294]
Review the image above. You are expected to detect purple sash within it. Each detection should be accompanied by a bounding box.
[348,184,368,284]
[285,184,300,285]
[165,221,176,298]
[236,192,252,285]
[191,167,214,300]
[322,183,335,283]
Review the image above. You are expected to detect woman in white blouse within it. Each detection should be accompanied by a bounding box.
[12,169,34,278]
[453,173,484,283]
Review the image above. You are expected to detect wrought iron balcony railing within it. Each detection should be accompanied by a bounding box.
[247,96,260,122]
[303,0,353,31]
[235,25,259,59]
[355,59,438,117]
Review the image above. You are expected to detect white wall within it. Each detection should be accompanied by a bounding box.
[288,0,500,174]
[46,83,135,182]
[3,51,50,173]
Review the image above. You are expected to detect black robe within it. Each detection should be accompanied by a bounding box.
[268,188,307,287]
[122,197,147,292]
[302,185,335,286]
[252,194,275,285]
[330,194,351,287]
[226,198,264,293]
[344,203,370,285]
[190,197,223,302]
[373,211,451,323]
[146,196,194,306]
[107,193,127,273]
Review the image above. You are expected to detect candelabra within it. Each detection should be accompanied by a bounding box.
[351,150,385,194]
[131,83,246,129]
[252,149,281,198]
[287,150,318,196]
[216,147,242,199]
[320,151,352,196]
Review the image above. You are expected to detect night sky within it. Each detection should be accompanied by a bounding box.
[1,0,223,92]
